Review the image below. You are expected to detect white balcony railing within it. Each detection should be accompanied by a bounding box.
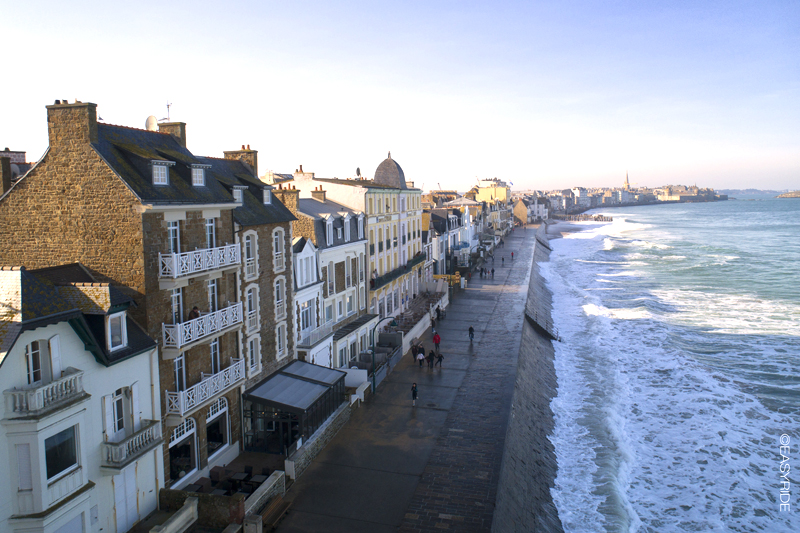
[102,420,162,468]
[297,322,334,347]
[274,252,285,271]
[165,358,245,417]
[159,244,241,280]
[275,300,286,321]
[4,367,84,416]
[162,302,243,351]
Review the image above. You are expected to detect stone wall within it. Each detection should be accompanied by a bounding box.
[492,226,563,533]
[286,401,352,479]
[244,470,286,516]
[160,488,245,528]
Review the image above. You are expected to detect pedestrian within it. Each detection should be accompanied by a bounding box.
[431,316,435,330]
[502,257,505,266]
[417,351,425,368]
[468,326,474,341]
[427,350,435,369]
[436,306,442,321]
[491,268,495,278]
[435,352,444,367]
[433,332,441,352]
[492,255,495,263]
[411,383,418,406]
[511,252,514,260]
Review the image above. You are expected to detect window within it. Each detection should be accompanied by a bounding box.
[174,355,186,392]
[368,198,373,214]
[171,288,183,324]
[248,337,260,372]
[167,221,180,254]
[45,426,78,481]
[325,304,333,323]
[358,216,364,239]
[360,287,366,310]
[207,279,218,313]
[347,294,354,314]
[111,388,125,434]
[328,261,334,294]
[25,341,42,385]
[108,312,127,351]
[273,229,285,271]
[233,189,243,202]
[191,167,205,187]
[338,346,347,368]
[244,233,257,278]
[275,278,286,319]
[326,220,333,246]
[210,340,220,375]
[247,286,258,332]
[337,299,344,318]
[263,189,271,204]
[300,300,312,330]
[276,324,286,357]
[344,218,350,241]
[206,218,215,249]
[153,164,169,185]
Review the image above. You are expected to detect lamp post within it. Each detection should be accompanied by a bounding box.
[370,316,398,393]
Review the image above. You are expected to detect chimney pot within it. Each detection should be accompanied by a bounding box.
[247,144,250,150]
[242,145,245,150]
[299,165,303,172]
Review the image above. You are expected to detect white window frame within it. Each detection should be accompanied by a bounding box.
[25,340,42,385]
[243,230,258,280]
[206,218,216,249]
[167,220,180,254]
[191,166,205,187]
[275,323,287,359]
[152,162,172,185]
[273,229,285,272]
[344,216,351,241]
[107,311,127,352]
[275,276,286,320]
[358,215,364,239]
[210,339,220,375]
[245,283,259,333]
[44,425,80,484]
[207,279,218,313]
[263,189,271,204]
[326,219,333,246]
[174,355,186,392]
[171,287,183,324]
[247,334,261,375]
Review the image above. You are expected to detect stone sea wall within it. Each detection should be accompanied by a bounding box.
[492,225,563,533]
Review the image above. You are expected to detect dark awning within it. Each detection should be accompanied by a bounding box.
[243,360,346,414]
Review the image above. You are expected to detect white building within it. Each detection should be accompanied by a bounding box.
[1,265,163,533]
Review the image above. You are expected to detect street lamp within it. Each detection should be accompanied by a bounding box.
[370,316,398,393]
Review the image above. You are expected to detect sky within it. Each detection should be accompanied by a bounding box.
[2,0,798,191]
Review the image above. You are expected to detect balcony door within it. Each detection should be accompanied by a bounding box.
[114,463,139,533]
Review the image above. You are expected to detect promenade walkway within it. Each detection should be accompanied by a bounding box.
[277,227,538,532]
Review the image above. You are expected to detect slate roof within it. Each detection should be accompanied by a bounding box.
[93,124,237,205]
[292,236,307,254]
[297,198,364,251]
[373,153,407,190]
[201,157,296,227]
[333,313,378,341]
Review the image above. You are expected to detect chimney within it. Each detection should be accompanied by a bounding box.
[158,122,187,148]
[1,157,11,195]
[272,187,300,216]
[46,100,98,149]
[223,146,258,177]
[311,186,326,203]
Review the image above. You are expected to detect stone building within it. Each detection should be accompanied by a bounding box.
[0,264,162,533]
[0,100,296,491]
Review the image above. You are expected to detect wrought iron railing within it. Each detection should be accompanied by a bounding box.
[162,302,243,351]
[165,358,245,416]
[159,244,240,280]
[370,253,426,291]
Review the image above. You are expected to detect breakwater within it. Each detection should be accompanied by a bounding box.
[551,214,612,222]
[492,225,563,533]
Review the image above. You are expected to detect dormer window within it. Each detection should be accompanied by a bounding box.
[108,311,128,352]
[152,161,175,185]
[191,165,210,187]
[358,215,364,239]
[232,186,247,203]
[326,219,333,246]
[344,218,350,241]
[263,189,271,204]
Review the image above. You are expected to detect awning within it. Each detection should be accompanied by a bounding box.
[243,360,346,415]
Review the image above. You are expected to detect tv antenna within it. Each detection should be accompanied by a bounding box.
[160,101,172,122]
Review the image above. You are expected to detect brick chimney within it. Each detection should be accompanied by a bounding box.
[157,122,187,148]
[272,185,300,216]
[311,185,326,203]
[46,100,98,149]
[1,157,11,195]
[223,145,258,176]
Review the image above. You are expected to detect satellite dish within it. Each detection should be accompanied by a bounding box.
[356,167,361,177]
[145,116,158,131]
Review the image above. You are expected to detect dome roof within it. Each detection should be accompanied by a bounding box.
[373,152,407,189]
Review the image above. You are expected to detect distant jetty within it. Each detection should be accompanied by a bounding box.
[777,191,800,198]
[552,214,613,222]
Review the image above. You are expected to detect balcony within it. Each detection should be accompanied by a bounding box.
[162,302,243,359]
[297,322,335,348]
[276,300,287,321]
[159,244,240,289]
[369,252,426,291]
[101,420,163,473]
[4,367,88,419]
[165,358,245,421]
[247,309,259,333]
[274,252,285,272]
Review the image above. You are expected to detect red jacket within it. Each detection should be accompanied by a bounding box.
[433,334,441,344]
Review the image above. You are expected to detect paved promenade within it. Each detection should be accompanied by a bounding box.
[277,228,537,533]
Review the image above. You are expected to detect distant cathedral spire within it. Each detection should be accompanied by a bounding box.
[625,171,630,190]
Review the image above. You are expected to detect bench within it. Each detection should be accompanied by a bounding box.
[260,496,291,531]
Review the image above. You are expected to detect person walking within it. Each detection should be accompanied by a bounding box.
[468,326,474,342]
[427,350,435,369]
[433,332,441,352]
[417,351,425,368]
[502,257,505,266]
[431,316,435,330]
[435,352,444,367]
[511,251,514,260]
[411,383,418,406]
[491,268,495,278]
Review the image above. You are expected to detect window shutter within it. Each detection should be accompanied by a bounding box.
[49,334,62,380]
[103,394,114,441]
[131,382,141,432]
[16,444,32,490]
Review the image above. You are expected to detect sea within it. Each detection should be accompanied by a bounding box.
[542,195,800,532]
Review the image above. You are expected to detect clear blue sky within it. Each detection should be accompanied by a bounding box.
[3,0,798,191]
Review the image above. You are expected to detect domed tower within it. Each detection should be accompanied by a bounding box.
[373,152,407,189]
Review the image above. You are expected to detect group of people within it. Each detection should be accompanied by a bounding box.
[479,267,495,278]
[414,345,443,369]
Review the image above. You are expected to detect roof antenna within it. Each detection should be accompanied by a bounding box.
[160,101,172,122]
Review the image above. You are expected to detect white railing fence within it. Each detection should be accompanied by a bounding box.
[103,420,162,466]
[159,244,240,279]
[162,302,243,350]
[165,359,245,416]
[4,367,84,415]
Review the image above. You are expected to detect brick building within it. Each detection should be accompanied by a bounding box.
[0,100,297,491]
